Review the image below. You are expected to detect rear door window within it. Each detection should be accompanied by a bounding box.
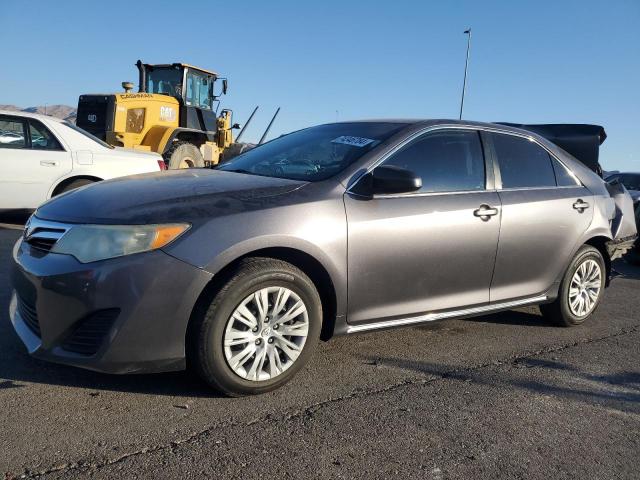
[29,120,64,151]
[0,116,27,149]
[383,129,486,193]
[491,133,556,188]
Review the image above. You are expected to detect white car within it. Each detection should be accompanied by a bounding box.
[0,110,165,210]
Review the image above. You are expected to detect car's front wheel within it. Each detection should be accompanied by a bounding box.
[540,245,606,326]
[189,258,322,396]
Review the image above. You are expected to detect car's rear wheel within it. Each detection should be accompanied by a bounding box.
[540,245,606,326]
[189,258,322,396]
[56,178,96,195]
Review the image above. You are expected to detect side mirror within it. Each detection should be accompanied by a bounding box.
[351,165,422,197]
[222,79,228,95]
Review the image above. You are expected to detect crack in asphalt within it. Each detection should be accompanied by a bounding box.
[14,323,640,479]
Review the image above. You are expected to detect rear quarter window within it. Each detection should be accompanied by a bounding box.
[551,157,580,187]
[491,133,556,189]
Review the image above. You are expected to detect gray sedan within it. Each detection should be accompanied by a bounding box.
[10,120,637,396]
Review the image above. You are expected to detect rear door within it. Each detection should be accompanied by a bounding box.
[345,128,501,327]
[0,115,72,209]
[487,131,593,302]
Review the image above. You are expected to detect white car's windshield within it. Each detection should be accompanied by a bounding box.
[218,122,407,182]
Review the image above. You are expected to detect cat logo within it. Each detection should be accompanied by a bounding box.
[159,106,176,122]
[87,114,97,123]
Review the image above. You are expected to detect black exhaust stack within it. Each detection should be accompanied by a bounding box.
[136,60,146,93]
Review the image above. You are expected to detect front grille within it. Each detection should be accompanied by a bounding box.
[23,217,72,253]
[17,296,40,337]
[62,309,120,356]
[26,236,58,252]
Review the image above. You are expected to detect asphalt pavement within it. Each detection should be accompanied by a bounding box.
[1,220,638,479]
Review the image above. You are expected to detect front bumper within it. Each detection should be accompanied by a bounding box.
[10,238,212,374]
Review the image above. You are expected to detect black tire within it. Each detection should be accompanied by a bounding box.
[189,258,322,396]
[540,245,606,327]
[55,178,96,195]
[164,142,204,169]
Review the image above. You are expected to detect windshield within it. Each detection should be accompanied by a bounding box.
[146,67,183,97]
[218,122,407,182]
[64,121,114,149]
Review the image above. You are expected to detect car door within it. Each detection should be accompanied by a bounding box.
[0,115,72,209]
[486,131,594,302]
[344,128,501,327]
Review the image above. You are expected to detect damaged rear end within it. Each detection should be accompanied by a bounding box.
[498,122,638,261]
[604,181,638,260]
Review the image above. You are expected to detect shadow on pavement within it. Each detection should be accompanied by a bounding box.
[613,258,640,280]
[364,355,640,415]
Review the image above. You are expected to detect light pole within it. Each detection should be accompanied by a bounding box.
[459,29,471,120]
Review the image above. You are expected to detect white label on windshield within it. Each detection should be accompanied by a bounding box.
[331,136,375,147]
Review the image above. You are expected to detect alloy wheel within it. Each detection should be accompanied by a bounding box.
[223,286,309,381]
[568,258,602,317]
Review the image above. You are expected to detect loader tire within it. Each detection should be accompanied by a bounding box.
[164,142,205,169]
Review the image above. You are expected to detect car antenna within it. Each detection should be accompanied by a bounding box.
[234,106,259,143]
[258,107,280,145]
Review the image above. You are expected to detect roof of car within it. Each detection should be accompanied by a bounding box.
[334,118,540,134]
[0,109,63,122]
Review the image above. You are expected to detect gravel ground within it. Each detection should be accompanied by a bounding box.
[0,221,638,479]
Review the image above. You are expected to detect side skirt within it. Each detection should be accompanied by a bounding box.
[345,295,548,334]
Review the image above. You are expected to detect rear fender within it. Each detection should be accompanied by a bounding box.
[606,182,638,241]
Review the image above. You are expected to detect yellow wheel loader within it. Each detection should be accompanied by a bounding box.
[76,60,240,169]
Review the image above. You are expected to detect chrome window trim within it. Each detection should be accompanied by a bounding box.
[496,185,585,193]
[374,188,497,200]
[346,294,548,333]
[346,123,583,198]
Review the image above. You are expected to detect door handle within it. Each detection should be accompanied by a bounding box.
[474,204,499,220]
[40,160,58,167]
[572,199,590,213]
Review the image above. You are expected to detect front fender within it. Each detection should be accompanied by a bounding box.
[163,196,348,318]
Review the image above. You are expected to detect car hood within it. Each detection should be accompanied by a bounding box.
[36,169,307,224]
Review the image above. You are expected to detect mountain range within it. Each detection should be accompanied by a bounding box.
[0,104,77,122]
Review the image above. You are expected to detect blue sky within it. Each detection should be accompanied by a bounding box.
[1,0,638,171]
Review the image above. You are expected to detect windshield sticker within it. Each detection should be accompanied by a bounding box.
[331,136,376,147]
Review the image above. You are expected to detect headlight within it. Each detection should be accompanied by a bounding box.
[51,224,189,263]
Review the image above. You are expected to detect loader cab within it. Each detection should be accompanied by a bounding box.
[137,61,227,131]
[139,62,225,111]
